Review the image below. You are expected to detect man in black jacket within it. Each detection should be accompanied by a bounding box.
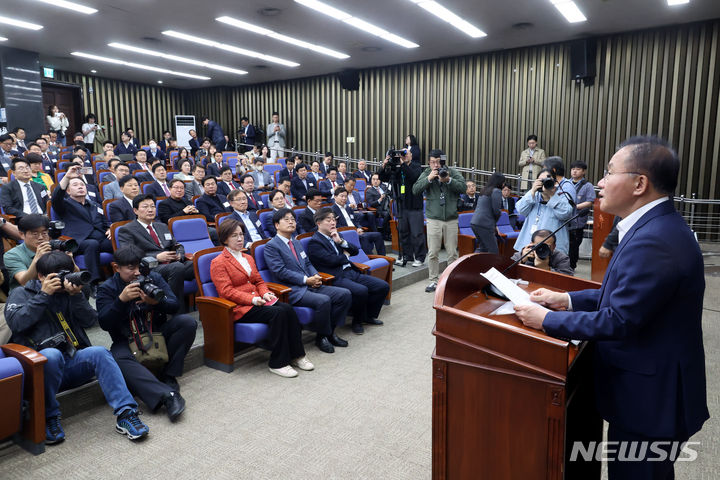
[365,173,392,240]
[97,246,196,422]
[6,251,149,443]
[307,208,388,335]
[196,176,230,223]
[158,179,200,224]
[297,189,323,234]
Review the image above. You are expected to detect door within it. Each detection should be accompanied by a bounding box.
[42,83,82,139]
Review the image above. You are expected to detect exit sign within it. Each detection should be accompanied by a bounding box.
[43,67,54,78]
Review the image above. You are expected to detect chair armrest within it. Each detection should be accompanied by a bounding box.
[457,234,476,257]
[265,282,291,303]
[195,296,236,310]
[1,344,47,446]
[318,272,335,285]
[1,214,16,224]
[352,262,371,274]
[185,253,195,261]
[367,254,397,265]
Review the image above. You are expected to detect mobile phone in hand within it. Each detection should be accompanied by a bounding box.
[265,296,278,306]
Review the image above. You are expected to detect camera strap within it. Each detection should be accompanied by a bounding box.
[55,312,79,348]
[129,309,153,353]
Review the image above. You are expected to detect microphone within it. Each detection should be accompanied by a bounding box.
[482,211,584,300]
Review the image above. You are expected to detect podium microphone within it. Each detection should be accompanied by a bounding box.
[483,211,584,300]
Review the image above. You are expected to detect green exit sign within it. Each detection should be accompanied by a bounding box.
[43,67,54,78]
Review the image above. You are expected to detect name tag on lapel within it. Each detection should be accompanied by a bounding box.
[97,207,104,215]
[255,220,261,227]
[88,191,96,197]
[223,201,230,208]
[300,251,307,259]
[40,190,48,198]
[164,233,172,240]
[44,166,51,171]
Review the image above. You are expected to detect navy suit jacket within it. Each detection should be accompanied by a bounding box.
[205,162,222,178]
[51,185,110,242]
[307,231,359,278]
[319,179,341,198]
[297,207,316,234]
[240,124,255,147]
[145,181,170,199]
[332,204,360,229]
[243,190,266,212]
[353,169,372,183]
[114,143,138,156]
[196,193,229,223]
[0,180,48,218]
[216,181,241,197]
[188,138,201,156]
[147,149,166,162]
[290,176,317,203]
[543,200,708,439]
[228,210,268,243]
[263,235,318,304]
[206,121,225,144]
[108,198,136,223]
[278,167,295,181]
[319,162,333,175]
[261,209,278,237]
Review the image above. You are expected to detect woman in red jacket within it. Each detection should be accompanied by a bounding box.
[210,219,313,378]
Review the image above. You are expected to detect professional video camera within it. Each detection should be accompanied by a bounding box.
[48,221,79,254]
[136,257,166,301]
[57,269,91,286]
[385,146,407,168]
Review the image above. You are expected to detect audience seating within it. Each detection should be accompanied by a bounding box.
[457,212,476,257]
[496,211,520,259]
[337,227,395,302]
[168,215,214,254]
[355,179,366,191]
[109,220,132,251]
[264,164,282,177]
[141,181,154,194]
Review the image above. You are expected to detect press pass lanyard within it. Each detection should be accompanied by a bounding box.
[56,312,79,348]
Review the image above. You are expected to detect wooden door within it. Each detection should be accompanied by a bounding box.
[42,84,81,138]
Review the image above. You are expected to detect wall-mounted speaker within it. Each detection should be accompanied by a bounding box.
[338,69,360,91]
[570,39,597,86]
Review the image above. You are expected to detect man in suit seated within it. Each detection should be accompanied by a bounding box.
[333,187,386,255]
[145,164,172,198]
[206,151,226,179]
[103,161,131,200]
[108,175,140,223]
[129,149,154,182]
[297,189,323,234]
[0,157,48,219]
[116,194,195,306]
[308,160,324,184]
[226,189,268,247]
[500,183,516,212]
[146,139,166,165]
[319,167,342,200]
[263,208,352,354]
[102,158,120,183]
[51,166,112,290]
[458,180,480,211]
[0,133,16,175]
[248,157,274,192]
[239,174,267,211]
[158,179,201,224]
[158,131,172,152]
[510,229,574,276]
[277,178,295,207]
[216,166,241,196]
[341,177,377,231]
[125,127,141,149]
[319,152,333,176]
[188,129,201,156]
[277,158,297,182]
[66,156,100,203]
[336,162,349,185]
[515,136,709,479]
[365,173,392,240]
[114,131,138,156]
[290,164,317,206]
[97,245,195,423]
[353,160,373,183]
[307,207,388,335]
[184,163,205,201]
[196,176,230,223]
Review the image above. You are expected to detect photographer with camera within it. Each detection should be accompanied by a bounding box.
[513,158,575,256]
[97,245,196,422]
[116,194,195,310]
[511,229,574,275]
[379,148,425,267]
[6,251,149,443]
[412,149,466,293]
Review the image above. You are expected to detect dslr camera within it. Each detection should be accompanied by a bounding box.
[57,269,91,286]
[542,176,557,191]
[135,257,166,301]
[534,243,552,260]
[48,221,79,254]
[438,158,449,180]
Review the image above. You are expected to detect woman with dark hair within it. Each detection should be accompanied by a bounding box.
[46,105,69,146]
[404,134,421,164]
[210,219,313,378]
[470,172,506,253]
[174,159,194,181]
[174,147,191,169]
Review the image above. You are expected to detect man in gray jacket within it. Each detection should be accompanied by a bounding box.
[266,112,286,162]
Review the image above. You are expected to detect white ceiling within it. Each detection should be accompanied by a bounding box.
[2,0,719,88]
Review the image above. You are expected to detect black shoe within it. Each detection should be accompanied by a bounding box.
[351,322,364,335]
[329,333,348,347]
[363,318,384,326]
[399,258,408,267]
[161,391,186,422]
[159,374,180,392]
[315,336,335,353]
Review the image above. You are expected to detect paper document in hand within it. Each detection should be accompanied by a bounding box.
[481,267,533,306]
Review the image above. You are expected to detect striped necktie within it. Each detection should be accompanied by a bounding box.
[25,183,40,213]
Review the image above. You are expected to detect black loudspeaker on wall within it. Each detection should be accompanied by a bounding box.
[570,39,597,86]
[338,69,360,91]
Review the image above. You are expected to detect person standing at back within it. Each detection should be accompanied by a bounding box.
[266,112,286,162]
[518,134,547,191]
[470,172,505,254]
[567,161,596,269]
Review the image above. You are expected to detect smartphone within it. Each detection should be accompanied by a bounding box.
[81,167,93,175]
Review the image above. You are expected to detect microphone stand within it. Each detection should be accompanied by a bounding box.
[482,211,584,300]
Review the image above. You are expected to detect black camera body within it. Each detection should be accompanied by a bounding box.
[438,158,449,180]
[534,243,552,260]
[36,332,76,357]
[57,269,91,286]
[48,220,79,254]
[136,257,166,301]
[385,147,406,169]
[542,177,556,190]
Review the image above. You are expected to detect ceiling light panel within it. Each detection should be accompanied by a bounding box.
[162,30,300,67]
[216,16,349,59]
[0,37,7,42]
[108,42,248,75]
[667,0,689,5]
[71,52,211,80]
[550,0,587,23]
[0,15,43,30]
[409,1,486,38]
[36,0,97,15]
[294,0,419,48]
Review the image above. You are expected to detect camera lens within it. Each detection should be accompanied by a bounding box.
[535,243,551,260]
[542,178,556,190]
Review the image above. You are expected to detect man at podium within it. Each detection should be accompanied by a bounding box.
[515,136,708,480]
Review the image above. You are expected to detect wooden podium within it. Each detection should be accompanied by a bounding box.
[432,253,603,480]
[591,198,615,282]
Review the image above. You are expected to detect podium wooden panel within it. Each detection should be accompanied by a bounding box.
[591,198,614,283]
[432,253,603,480]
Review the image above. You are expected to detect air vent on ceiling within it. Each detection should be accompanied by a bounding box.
[512,22,534,30]
[361,46,382,52]
[142,36,161,43]
[253,65,269,69]
[258,7,282,16]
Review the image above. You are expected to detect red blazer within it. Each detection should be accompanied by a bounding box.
[210,248,270,320]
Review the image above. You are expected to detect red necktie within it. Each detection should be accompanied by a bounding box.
[147,225,161,247]
[229,182,236,190]
[248,194,257,207]
[288,240,300,262]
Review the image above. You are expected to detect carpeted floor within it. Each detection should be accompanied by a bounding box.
[1,255,718,479]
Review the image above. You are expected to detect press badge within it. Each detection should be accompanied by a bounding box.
[97,207,104,215]
[164,233,172,240]
[223,202,230,208]
[40,190,48,197]
[530,224,538,234]
[300,251,307,259]
[88,191,96,197]
[255,220,261,227]
[400,185,405,194]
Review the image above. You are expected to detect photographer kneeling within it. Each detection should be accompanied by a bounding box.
[97,245,196,422]
[5,251,149,444]
[511,229,574,276]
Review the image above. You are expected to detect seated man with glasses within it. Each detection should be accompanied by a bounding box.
[0,157,48,218]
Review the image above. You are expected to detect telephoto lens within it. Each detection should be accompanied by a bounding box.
[49,238,79,254]
[57,269,92,286]
[534,243,552,260]
[542,178,556,190]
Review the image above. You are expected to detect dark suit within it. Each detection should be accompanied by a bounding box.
[205,161,222,178]
[108,198,136,223]
[147,148,166,163]
[277,167,295,181]
[332,204,386,255]
[158,196,192,224]
[242,190,266,212]
[184,179,204,201]
[206,121,226,151]
[146,181,171,199]
[364,185,391,236]
[0,179,48,218]
[500,195,516,213]
[116,220,194,304]
[353,169,372,183]
[97,271,196,409]
[261,209,278,237]
[319,162,333,176]
[297,207,317,235]
[196,193,230,223]
[290,176,316,205]
[307,232,388,325]
[263,235,351,336]
[188,137,201,156]
[239,124,255,147]
[50,184,112,281]
[227,210,268,245]
[336,171,348,185]
[129,162,154,183]
[543,200,708,479]
[458,192,480,211]
[319,179,342,199]
[216,181,241,197]
[114,142,138,156]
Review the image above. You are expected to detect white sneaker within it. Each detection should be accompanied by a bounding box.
[412,259,423,267]
[291,356,315,371]
[269,365,298,378]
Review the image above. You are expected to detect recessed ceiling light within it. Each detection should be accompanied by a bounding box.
[294,0,418,48]
[108,42,248,75]
[90,69,97,73]
[36,0,97,14]
[161,30,300,67]
[550,0,587,23]
[216,16,349,59]
[0,15,43,30]
[408,1,486,38]
[0,37,7,42]
[667,0,689,4]
[71,52,211,80]
[157,80,163,84]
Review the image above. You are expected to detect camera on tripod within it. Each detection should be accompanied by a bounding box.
[136,257,166,301]
[48,221,79,254]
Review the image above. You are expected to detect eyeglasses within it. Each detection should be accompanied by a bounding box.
[14,166,31,172]
[603,170,643,180]
[26,230,50,238]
